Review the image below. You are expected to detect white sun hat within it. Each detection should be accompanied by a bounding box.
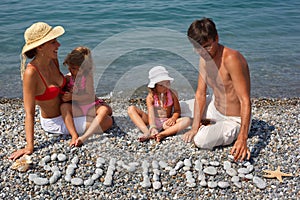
[148,66,174,88]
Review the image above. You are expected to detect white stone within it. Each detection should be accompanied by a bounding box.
[231,176,240,182]
[175,161,184,170]
[158,160,168,169]
[194,160,203,171]
[71,178,83,186]
[51,153,57,161]
[223,161,231,170]
[28,173,38,181]
[203,166,217,175]
[57,154,67,162]
[209,161,220,167]
[64,175,72,182]
[247,165,254,173]
[207,181,218,188]
[238,167,249,174]
[33,177,49,185]
[84,178,94,186]
[245,174,253,180]
[200,180,207,187]
[71,156,79,165]
[95,168,103,175]
[169,169,177,176]
[253,176,267,189]
[226,168,237,177]
[153,181,162,190]
[152,160,159,169]
[234,181,242,188]
[92,173,100,180]
[218,181,230,189]
[184,159,192,167]
[201,159,209,165]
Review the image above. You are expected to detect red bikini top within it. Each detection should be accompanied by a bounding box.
[29,64,66,101]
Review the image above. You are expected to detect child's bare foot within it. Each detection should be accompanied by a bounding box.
[75,137,84,147]
[138,133,151,142]
[155,133,165,142]
[69,137,78,147]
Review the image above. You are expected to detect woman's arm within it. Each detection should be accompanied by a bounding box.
[9,68,37,160]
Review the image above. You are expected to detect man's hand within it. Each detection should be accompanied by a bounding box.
[230,139,250,161]
[182,129,197,143]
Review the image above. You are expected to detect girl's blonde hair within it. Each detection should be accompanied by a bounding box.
[63,46,93,73]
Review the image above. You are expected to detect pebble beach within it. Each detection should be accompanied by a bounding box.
[0,97,299,200]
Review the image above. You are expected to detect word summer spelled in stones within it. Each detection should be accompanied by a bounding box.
[28,153,267,189]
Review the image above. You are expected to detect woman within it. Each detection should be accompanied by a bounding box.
[9,22,112,160]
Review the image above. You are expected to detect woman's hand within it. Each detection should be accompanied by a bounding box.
[9,147,33,161]
[62,92,72,102]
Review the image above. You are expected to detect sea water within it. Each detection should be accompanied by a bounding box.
[0,0,299,98]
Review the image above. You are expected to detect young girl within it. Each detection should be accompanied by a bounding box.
[128,66,191,142]
[61,46,113,147]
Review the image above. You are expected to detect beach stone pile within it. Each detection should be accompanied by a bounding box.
[1,97,299,199]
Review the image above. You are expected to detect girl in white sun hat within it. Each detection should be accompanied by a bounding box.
[128,66,191,142]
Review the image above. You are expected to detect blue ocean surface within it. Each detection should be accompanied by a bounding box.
[0,0,299,98]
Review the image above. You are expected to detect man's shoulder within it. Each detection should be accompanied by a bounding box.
[223,46,247,65]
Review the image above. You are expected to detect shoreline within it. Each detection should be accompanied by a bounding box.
[1,97,299,199]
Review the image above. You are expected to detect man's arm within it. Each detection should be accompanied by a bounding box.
[182,68,207,143]
[225,50,251,161]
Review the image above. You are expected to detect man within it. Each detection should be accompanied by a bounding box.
[182,18,251,161]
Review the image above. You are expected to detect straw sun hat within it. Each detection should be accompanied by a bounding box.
[20,22,65,78]
[148,66,174,88]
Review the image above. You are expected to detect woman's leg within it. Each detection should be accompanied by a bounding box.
[156,117,191,142]
[76,105,113,146]
[60,102,83,146]
[127,105,150,142]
